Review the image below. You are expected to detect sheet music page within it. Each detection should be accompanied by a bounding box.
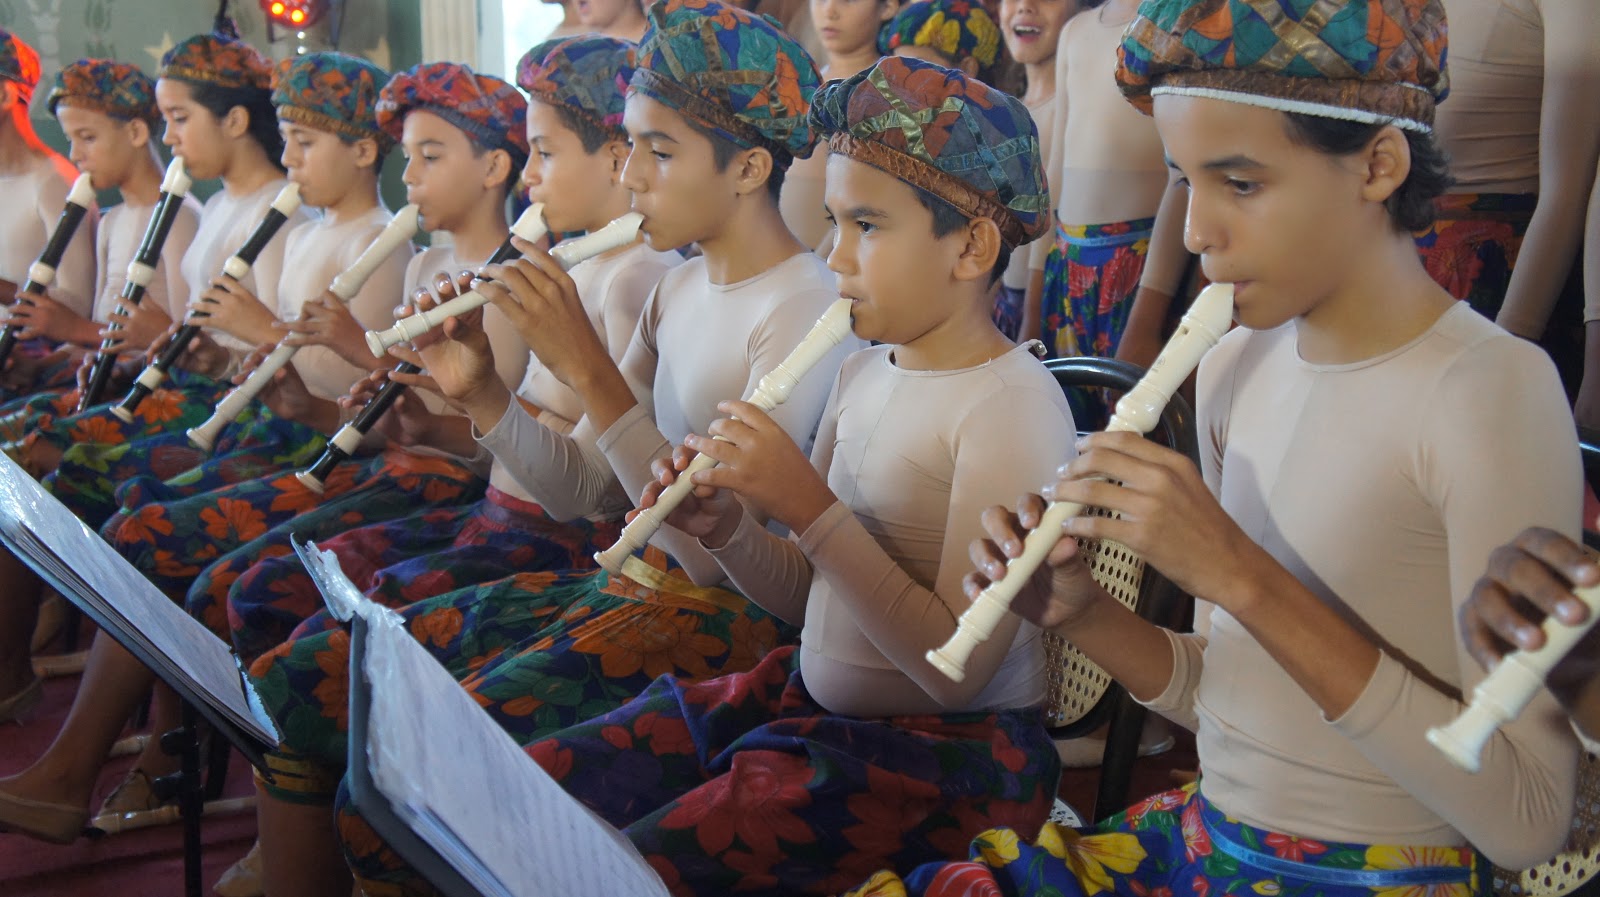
[295,540,390,625]
[0,455,277,745]
[358,587,671,897]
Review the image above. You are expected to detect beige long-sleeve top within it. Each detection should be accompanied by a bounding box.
[1003,94,1056,292]
[276,207,412,401]
[0,156,98,316]
[182,179,309,356]
[91,195,202,324]
[486,240,681,513]
[704,343,1072,716]
[1142,303,1581,869]
[478,251,859,584]
[403,243,530,396]
[394,242,532,476]
[1433,0,1543,194]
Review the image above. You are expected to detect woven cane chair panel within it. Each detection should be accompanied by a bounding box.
[1041,503,1147,730]
[1494,748,1600,897]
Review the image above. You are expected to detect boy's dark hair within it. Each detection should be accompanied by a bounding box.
[913,186,1013,286]
[682,116,789,202]
[1282,112,1452,232]
[548,102,626,155]
[187,79,286,173]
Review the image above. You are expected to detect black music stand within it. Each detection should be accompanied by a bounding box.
[0,455,277,897]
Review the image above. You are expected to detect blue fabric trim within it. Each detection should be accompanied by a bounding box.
[1055,219,1155,249]
[1204,818,1474,888]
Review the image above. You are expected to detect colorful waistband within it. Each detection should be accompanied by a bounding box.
[1196,787,1481,891]
[600,546,749,615]
[1432,192,1537,222]
[483,485,552,516]
[1055,216,1157,249]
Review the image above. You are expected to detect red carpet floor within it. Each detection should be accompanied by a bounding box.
[0,671,257,896]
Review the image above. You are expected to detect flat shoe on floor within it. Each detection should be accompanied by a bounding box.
[0,677,42,724]
[96,768,166,817]
[213,840,264,897]
[0,787,89,844]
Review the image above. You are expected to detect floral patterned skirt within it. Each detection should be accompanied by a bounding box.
[1413,192,1534,322]
[102,447,486,656]
[225,486,619,664]
[1040,216,1155,362]
[350,645,1058,897]
[0,355,142,448]
[34,369,230,523]
[251,547,793,805]
[0,338,81,404]
[847,782,1486,897]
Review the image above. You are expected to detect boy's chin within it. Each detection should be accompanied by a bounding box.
[637,224,690,254]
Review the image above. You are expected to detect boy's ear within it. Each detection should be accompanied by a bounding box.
[730,146,775,198]
[350,135,380,170]
[221,103,251,139]
[951,216,1003,284]
[957,56,980,78]
[604,138,628,179]
[481,147,514,189]
[878,0,901,23]
[1359,124,1411,207]
[127,117,152,149]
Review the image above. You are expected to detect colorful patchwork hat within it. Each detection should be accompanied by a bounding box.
[881,0,1002,72]
[160,32,273,92]
[1116,0,1449,132]
[517,35,636,134]
[0,29,41,105]
[809,56,1049,248]
[516,38,570,95]
[632,0,822,164]
[376,62,529,164]
[272,52,393,150]
[47,59,159,125]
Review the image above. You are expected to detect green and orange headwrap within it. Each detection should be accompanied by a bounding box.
[48,59,159,126]
[632,0,822,165]
[1116,0,1449,132]
[272,52,393,152]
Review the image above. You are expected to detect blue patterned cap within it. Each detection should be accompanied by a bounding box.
[632,0,822,163]
[809,56,1049,247]
[517,35,636,134]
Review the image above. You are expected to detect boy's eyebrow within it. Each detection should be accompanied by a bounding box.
[842,205,888,219]
[631,129,679,144]
[1166,154,1265,171]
